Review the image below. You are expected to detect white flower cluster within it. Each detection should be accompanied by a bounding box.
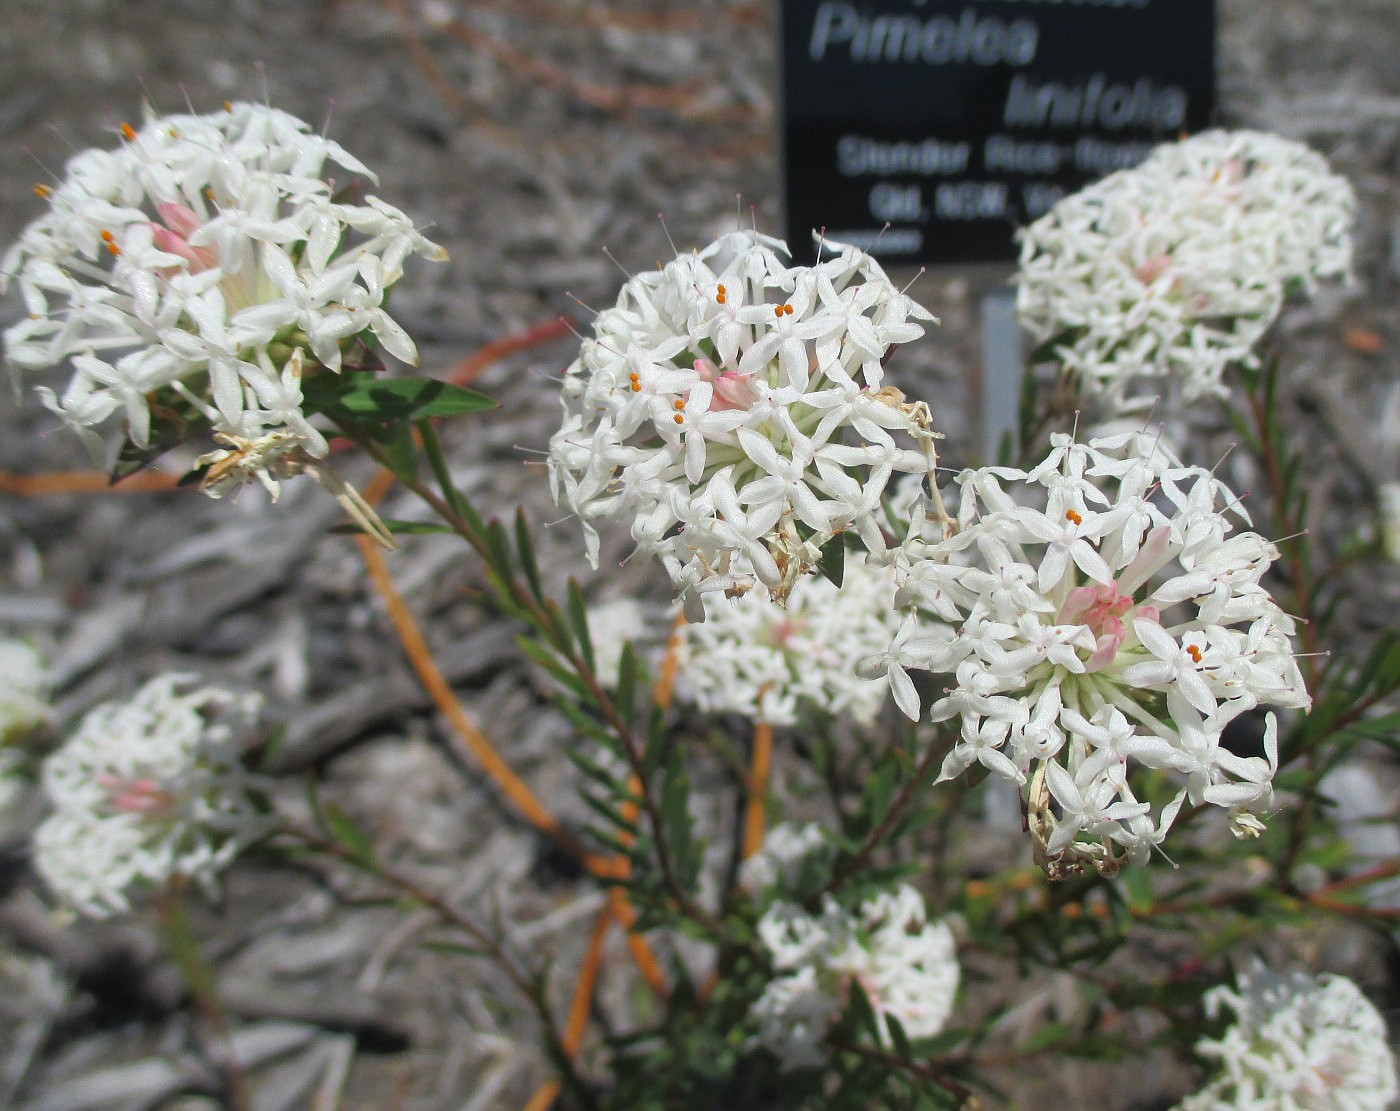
[739,821,829,893]
[1017,129,1355,412]
[2,101,445,482]
[1177,964,1398,1111]
[0,638,50,816]
[0,638,50,743]
[1379,482,1400,565]
[547,230,939,618]
[33,673,267,917]
[583,597,666,689]
[676,553,902,726]
[876,429,1309,874]
[752,884,959,1070]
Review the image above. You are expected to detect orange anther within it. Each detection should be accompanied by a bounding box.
[32,184,51,199]
[223,100,233,113]
[120,122,136,141]
[673,399,685,410]
[716,284,727,304]
[1186,644,1202,664]
[783,304,794,316]
[104,241,121,256]
[630,381,642,392]
[672,413,684,425]
[100,229,115,242]
[1066,508,1083,525]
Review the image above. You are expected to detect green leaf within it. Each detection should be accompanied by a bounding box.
[321,801,377,869]
[844,978,883,1043]
[160,893,220,1003]
[579,789,640,835]
[516,636,588,696]
[819,532,846,587]
[884,1012,913,1060]
[483,519,513,577]
[660,749,700,887]
[615,642,639,725]
[1341,711,1400,743]
[420,939,491,959]
[379,421,420,485]
[1019,1019,1072,1054]
[515,507,545,604]
[415,420,471,516]
[329,377,496,421]
[251,724,288,773]
[328,518,454,536]
[1120,868,1154,915]
[555,700,614,747]
[567,580,596,676]
[858,753,899,831]
[642,705,668,781]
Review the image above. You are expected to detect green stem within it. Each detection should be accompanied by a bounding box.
[337,419,726,937]
[814,727,955,907]
[283,822,600,1110]
[157,887,252,1111]
[829,1036,971,1102]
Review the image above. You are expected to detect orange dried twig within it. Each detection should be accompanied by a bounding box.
[742,720,774,860]
[357,459,668,995]
[565,906,614,1052]
[447,316,575,386]
[520,901,616,1111]
[357,534,594,860]
[577,613,692,1001]
[651,612,687,711]
[0,469,180,495]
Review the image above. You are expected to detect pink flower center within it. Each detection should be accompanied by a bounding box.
[1059,581,1158,671]
[150,203,218,273]
[97,773,175,815]
[764,614,810,649]
[1134,253,1172,285]
[694,357,756,412]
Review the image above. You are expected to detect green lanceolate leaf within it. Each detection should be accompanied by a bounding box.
[515,507,545,604]
[320,801,377,869]
[416,420,471,516]
[328,376,497,421]
[615,642,639,726]
[516,635,588,696]
[328,518,454,536]
[660,749,701,889]
[819,532,846,587]
[568,580,596,675]
[379,421,420,484]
